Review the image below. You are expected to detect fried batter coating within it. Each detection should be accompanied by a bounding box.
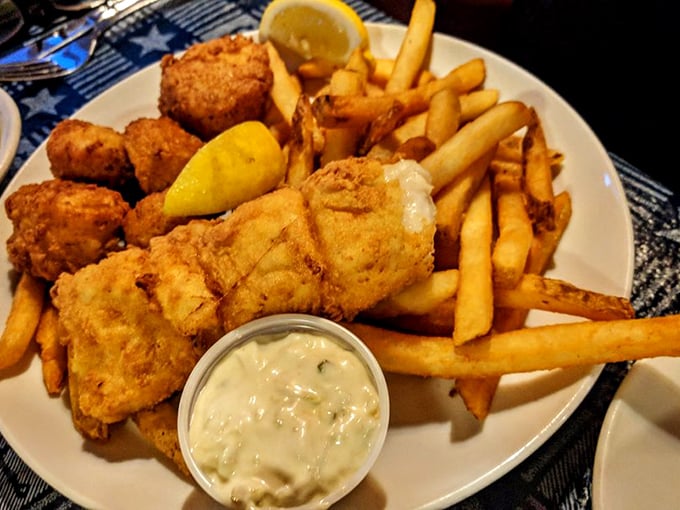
[301,157,436,319]
[51,247,203,425]
[123,116,203,194]
[158,34,273,140]
[122,190,194,248]
[5,179,130,281]
[46,119,134,188]
[198,187,327,331]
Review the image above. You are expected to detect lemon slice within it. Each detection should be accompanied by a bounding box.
[259,0,369,66]
[163,121,285,216]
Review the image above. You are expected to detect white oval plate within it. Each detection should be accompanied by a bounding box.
[0,23,634,510]
[0,87,21,180]
[592,357,680,510]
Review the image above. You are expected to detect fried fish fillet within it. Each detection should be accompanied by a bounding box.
[52,248,202,428]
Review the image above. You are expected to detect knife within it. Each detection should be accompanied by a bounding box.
[0,0,23,48]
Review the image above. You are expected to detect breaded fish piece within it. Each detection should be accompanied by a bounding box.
[144,220,224,346]
[52,248,202,425]
[5,179,129,281]
[301,157,436,319]
[158,34,273,140]
[46,119,134,189]
[123,190,194,248]
[198,187,327,331]
[123,116,203,194]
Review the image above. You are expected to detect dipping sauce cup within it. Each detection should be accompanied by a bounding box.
[178,313,390,509]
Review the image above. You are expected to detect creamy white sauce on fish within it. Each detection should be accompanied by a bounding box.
[382,159,436,233]
[188,331,381,509]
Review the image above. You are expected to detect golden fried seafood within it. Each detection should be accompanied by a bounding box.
[123,116,203,194]
[158,34,273,140]
[46,119,134,189]
[50,157,436,432]
[51,247,204,430]
[5,179,130,281]
[122,190,194,248]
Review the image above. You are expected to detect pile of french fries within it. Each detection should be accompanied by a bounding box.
[2,0,680,427]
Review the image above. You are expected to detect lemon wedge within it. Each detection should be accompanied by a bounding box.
[259,0,369,66]
[163,121,285,216]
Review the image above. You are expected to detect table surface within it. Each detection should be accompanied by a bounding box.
[1,1,679,509]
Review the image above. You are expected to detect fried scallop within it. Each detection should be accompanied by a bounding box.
[46,119,134,189]
[122,190,194,248]
[158,34,273,140]
[123,116,203,194]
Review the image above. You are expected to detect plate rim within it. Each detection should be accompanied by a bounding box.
[0,22,636,509]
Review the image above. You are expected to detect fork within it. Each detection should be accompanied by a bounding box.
[0,0,160,81]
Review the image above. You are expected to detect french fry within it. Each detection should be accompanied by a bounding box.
[421,101,533,194]
[360,102,409,154]
[433,149,493,268]
[265,41,302,125]
[385,0,436,93]
[455,377,500,421]
[34,303,66,395]
[346,314,680,379]
[0,272,46,370]
[459,89,499,122]
[389,136,436,162]
[529,190,572,273]
[285,94,316,187]
[491,172,533,288]
[523,108,555,231]
[296,57,339,79]
[366,111,428,160]
[425,87,461,148]
[453,176,494,345]
[320,69,365,166]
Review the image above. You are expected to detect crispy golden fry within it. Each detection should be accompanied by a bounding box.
[433,149,493,268]
[345,47,373,84]
[455,377,500,421]
[34,303,66,396]
[360,102,409,154]
[459,89,499,122]
[366,111,427,160]
[389,136,436,163]
[133,397,190,477]
[286,94,316,187]
[425,87,461,147]
[265,41,301,125]
[421,101,533,194]
[495,274,634,320]
[371,58,434,88]
[346,314,680,379]
[314,61,484,130]
[523,108,555,232]
[385,0,436,93]
[0,273,46,370]
[367,269,459,318]
[453,176,494,345]
[491,186,533,288]
[529,191,572,273]
[320,69,365,166]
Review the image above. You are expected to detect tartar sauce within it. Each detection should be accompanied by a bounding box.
[188,331,381,509]
[383,159,436,233]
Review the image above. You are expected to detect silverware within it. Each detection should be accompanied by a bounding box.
[0,0,160,81]
[50,0,107,11]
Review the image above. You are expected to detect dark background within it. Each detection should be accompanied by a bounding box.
[368,0,672,190]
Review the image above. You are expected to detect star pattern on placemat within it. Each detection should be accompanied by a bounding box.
[19,88,64,119]
[130,25,175,57]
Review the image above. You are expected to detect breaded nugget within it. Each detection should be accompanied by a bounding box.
[158,34,273,140]
[5,179,130,281]
[46,119,134,188]
[51,247,202,425]
[122,190,194,248]
[123,116,203,194]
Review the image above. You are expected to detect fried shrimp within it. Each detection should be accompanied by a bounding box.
[158,34,273,140]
